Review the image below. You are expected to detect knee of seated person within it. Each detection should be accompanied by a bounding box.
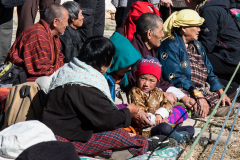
[151,122,172,136]
[189,127,195,137]
[187,126,195,137]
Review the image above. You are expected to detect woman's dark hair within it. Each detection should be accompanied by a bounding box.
[173,27,182,33]
[62,1,81,25]
[77,36,115,68]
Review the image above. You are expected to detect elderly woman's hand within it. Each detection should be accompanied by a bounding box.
[197,98,209,117]
[127,104,153,128]
[191,89,210,117]
[216,89,232,107]
[133,109,153,128]
[181,96,198,113]
[163,92,177,105]
[221,94,232,106]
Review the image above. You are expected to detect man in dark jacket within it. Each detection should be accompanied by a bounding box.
[186,0,240,84]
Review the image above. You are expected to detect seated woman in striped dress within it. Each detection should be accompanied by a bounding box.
[158,9,233,118]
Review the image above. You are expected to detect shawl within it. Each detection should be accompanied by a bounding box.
[107,32,141,87]
[5,19,64,82]
[49,57,118,110]
[123,1,161,41]
[163,9,204,38]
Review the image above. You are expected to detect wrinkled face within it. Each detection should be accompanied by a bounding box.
[71,9,84,29]
[56,8,69,35]
[115,65,132,76]
[149,21,164,49]
[183,26,201,41]
[137,74,157,94]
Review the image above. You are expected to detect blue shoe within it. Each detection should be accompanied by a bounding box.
[169,130,190,143]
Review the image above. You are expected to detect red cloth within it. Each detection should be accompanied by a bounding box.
[5,19,64,82]
[0,88,10,109]
[123,1,162,41]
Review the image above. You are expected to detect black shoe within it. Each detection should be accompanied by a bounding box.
[147,135,178,151]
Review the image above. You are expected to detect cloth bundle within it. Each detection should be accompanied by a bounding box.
[163,9,205,38]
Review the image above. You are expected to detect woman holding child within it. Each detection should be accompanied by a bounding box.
[108,15,195,143]
[42,36,149,159]
[158,9,233,118]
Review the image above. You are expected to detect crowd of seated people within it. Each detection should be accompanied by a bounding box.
[0,0,239,159]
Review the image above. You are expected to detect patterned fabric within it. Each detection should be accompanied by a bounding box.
[182,44,219,109]
[130,146,182,160]
[111,0,128,7]
[5,19,64,82]
[128,87,172,114]
[0,88,10,108]
[135,55,162,81]
[230,8,240,18]
[195,0,209,12]
[168,106,188,124]
[56,128,148,158]
[49,58,118,109]
[129,87,187,124]
[187,44,208,86]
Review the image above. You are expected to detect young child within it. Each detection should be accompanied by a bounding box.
[128,55,194,143]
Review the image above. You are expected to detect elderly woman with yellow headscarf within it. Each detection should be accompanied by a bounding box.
[157,9,232,118]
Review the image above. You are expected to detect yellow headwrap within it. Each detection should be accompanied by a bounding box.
[163,9,205,39]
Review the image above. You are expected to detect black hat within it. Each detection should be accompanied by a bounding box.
[16,141,80,160]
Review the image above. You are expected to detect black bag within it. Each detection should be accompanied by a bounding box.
[0,62,27,88]
[1,0,25,8]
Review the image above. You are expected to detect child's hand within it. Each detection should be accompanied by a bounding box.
[162,119,169,123]
[155,114,163,125]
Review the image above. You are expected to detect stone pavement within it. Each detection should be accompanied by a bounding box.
[182,98,240,145]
